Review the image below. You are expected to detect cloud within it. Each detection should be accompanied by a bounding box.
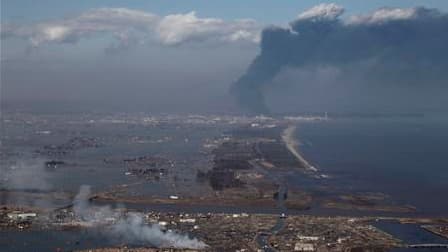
[297,3,345,21]
[2,8,157,47]
[1,8,260,48]
[156,11,259,45]
[347,7,427,25]
[231,4,448,114]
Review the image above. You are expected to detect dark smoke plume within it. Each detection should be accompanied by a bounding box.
[231,4,448,114]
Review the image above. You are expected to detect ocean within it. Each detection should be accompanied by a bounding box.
[296,116,448,216]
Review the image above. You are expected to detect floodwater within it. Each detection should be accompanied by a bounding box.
[2,113,448,251]
[0,228,119,252]
[0,115,224,207]
[0,227,173,252]
[373,220,448,252]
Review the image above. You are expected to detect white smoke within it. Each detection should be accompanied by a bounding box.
[111,213,207,249]
[72,185,207,249]
[2,159,51,191]
[0,159,54,207]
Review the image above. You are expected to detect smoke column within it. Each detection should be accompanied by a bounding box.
[231,4,448,114]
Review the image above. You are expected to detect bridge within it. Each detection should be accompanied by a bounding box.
[408,244,448,249]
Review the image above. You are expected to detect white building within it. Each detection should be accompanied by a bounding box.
[179,218,196,223]
[294,242,315,251]
[7,212,37,221]
[297,235,319,241]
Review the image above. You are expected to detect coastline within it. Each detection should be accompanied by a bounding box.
[281,125,317,172]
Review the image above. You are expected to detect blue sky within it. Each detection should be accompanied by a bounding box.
[2,0,448,24]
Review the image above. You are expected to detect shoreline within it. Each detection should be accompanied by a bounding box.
[281,125,317,172]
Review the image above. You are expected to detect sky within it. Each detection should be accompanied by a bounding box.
[2,0,448,23]
[1,1,448,114]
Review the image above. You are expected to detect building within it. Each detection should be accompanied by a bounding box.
[7,212,37,221]
[297,235,319,241]
[294,242,315,251]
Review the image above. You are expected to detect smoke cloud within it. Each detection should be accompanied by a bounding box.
[72,185,207,249]
[231,4,448,114]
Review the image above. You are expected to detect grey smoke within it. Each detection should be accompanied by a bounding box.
[231,4,448,114]
[72,185,101,220]
[72,185,207,249]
